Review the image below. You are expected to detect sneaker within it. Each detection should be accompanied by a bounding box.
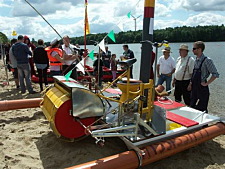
[29,91,38,94]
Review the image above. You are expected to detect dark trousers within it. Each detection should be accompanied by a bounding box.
[130,66,133,78]
[190,85,209,113]
[37,68,48,91]
[103,61,110,68]
[29,58,36,76]
[62,65,77,80]
[174,80,191,106]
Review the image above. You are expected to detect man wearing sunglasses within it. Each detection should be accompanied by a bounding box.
[189,41,219,113]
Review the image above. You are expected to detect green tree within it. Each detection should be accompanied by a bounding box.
[0,32,8,43]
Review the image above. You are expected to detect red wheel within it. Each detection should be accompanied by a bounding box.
[54,100,96,139]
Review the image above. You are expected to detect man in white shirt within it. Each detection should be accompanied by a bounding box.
[172,44,195,105]
[62,35,78,80]
[156,47,176,94]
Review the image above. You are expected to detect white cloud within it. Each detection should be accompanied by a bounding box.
[170,0,225,11]
[154,12,225,30]
[155,3,171,17]
[0,0,225,42]
[185,13,225,26]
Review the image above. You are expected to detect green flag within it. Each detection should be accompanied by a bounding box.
[65,70,72,81]
[88,50,94,60]
[107,30,116,43]
[127,11,131,18]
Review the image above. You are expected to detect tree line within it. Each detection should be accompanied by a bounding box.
[1,25,225,45]
[70,25,225,45]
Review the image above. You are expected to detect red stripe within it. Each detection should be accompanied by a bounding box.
[144,7,154,18]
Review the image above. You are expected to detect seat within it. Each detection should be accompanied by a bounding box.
[118,58,137,68]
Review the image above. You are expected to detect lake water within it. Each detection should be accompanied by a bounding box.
[84,42,225,117]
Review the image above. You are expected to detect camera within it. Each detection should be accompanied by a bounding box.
[73,48,85,56]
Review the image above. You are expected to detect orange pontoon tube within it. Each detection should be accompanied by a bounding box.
[0,98,42,112]
[67,123,225,169]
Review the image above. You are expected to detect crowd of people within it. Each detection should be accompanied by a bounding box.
[4,34,137,92]
[93,44,135,87]
[6,35,80,93]
[2,35,219,112]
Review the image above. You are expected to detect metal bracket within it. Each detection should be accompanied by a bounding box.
[120,136,145,168]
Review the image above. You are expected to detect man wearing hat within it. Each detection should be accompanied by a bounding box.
[172,44,195,105]
[156,46,176,94]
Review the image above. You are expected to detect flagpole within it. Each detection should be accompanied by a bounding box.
[84,0,87,50]
[84,0,88,66]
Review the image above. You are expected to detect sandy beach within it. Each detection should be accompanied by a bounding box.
[0,59,225,169]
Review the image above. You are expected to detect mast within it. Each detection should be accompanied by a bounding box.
[84,0,87,51]
[139,0,155,82]
[84,0,90,65]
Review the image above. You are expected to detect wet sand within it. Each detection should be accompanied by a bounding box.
[0,60,225,169]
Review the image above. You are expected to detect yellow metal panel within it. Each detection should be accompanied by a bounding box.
[40,84,70,137]
[145,0,155,7]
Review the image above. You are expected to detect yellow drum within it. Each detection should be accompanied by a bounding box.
[40,77,99,139]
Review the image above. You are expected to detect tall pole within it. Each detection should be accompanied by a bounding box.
[84,0,87,51]
[84,0,88,67]
[139,0,155,83]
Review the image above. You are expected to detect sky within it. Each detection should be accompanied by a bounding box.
[0,0,225,42]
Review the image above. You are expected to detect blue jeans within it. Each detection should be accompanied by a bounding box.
[17,64,34,93]
[157,74,172,93]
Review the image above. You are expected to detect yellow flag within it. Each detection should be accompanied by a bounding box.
[85,1,90,35]
[12,30,17,36]
[163,43,170,47]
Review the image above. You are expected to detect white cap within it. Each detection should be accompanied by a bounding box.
[50,38,58,45]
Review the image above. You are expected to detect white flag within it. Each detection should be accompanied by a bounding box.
[117,22,124,31]
[98,39,106,53]
[76,59,85,74]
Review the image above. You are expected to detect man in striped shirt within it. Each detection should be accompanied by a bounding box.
[189,41,219,112]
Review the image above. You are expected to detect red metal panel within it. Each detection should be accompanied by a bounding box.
[144,7,154,18]
[166,111,199,127]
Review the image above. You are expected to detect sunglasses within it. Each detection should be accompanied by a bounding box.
[193,48,197,50]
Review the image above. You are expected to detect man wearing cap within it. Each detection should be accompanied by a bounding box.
[172,44,195,105]
[189,41,219,112]
[156,47,176,93]
[12,35,36,94]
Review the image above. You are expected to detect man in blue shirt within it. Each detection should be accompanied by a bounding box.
[12,35,36,94]
[120,45,135,78]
